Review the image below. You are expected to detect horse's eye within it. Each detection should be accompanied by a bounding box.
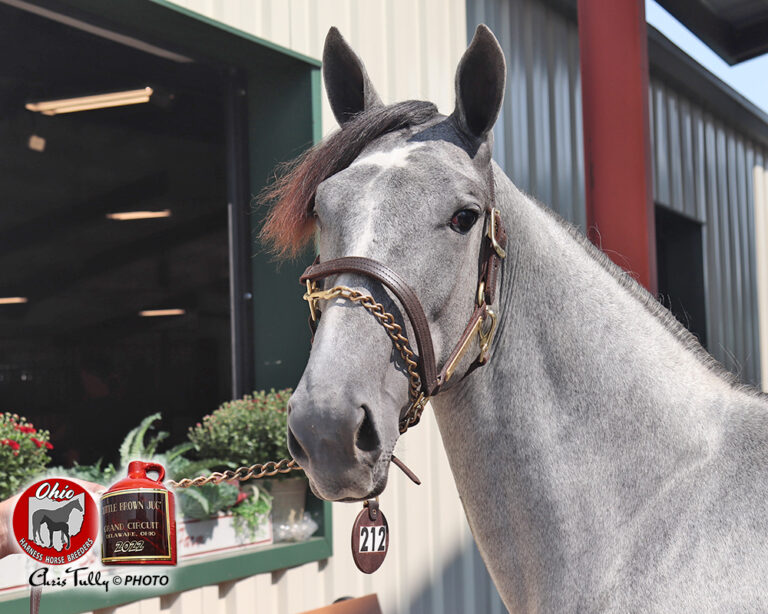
[450,209,479,234]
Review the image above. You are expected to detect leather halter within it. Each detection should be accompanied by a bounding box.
[299,192,507,432]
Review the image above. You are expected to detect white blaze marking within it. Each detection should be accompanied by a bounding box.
[346,143,424,253]
[350,188,378,254]
[350,143,425,169]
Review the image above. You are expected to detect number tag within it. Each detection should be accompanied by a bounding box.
[358,525,387,552]
[351,500,388,574]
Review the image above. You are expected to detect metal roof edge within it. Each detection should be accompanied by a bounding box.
[533,0,768,148]
[647,25,768,149]
[146,0,321,69]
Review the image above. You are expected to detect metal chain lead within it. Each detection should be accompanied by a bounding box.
[168,458,301,489]
[304,284,427,433]
[169,285,428,490]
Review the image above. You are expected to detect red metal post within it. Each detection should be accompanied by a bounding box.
[577,0,658,294]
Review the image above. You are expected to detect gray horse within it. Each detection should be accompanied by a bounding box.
[265,25,768,612]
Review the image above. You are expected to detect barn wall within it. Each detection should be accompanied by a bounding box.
[167,0,467,135]
[468,0,586,228]
[90,2,768,613]
[755,162,768,392]
[468,0,765,388]
[91,1,506,613]
[649,80,766,385]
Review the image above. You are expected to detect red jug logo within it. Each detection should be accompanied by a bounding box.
[12,478,98,565]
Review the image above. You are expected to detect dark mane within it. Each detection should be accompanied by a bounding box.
[259,100,439,258]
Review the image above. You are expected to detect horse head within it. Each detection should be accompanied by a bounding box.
[263,26,506,501]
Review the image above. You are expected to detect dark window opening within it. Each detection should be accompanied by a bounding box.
[0,3,232,466]
[655,205,708,348]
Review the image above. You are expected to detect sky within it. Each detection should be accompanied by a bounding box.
[646,0,768,116]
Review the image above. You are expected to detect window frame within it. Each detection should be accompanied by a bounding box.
[0,1,328,611]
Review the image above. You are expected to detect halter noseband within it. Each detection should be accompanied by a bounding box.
[299,200,507,434]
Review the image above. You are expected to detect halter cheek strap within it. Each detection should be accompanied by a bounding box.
[299,207,507,432]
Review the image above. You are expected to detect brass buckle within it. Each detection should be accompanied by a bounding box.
[443,316,484,383]
[477,308,497,363]
[488,208,506,259]
[442,306,498,384]
[303,284,351,321]
[304,280,320,321]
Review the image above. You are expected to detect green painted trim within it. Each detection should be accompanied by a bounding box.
[0,4,332,614]
[145,0,321,68]
[311,67,324,145]
[0,531,332,614]
[35,0,321,69]
[0,7,332,613]
[321,501,333,555]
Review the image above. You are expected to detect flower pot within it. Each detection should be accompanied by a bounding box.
[265,476,307,529]
[177,512,273,559]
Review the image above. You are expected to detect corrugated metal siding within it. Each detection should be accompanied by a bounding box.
[470,0,585,229]
[469,0,764,388]
[755,160,768,392]
[170,0,467,136]
[87,2,503,613]
[649,78,764,384]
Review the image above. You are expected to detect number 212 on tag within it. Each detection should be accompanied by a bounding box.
[359,525,387,552]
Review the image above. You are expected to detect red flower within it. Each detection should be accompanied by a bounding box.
[30,437,43,448]
[15,424,36,434]
[45,441,53,450]
[2,439,20,451]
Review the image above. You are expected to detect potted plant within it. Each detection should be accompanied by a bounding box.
[50,413,274,557]
[187,389,308,538]
[0,413,53,500]
[114,413,275,556]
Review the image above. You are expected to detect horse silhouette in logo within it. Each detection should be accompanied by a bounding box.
[32,499,83,550]
[40,515,73,549]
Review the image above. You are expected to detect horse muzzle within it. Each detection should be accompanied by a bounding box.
[287,389,392,501]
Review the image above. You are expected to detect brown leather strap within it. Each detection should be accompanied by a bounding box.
[301,256,440,395]
[480,209,508,305]
[300,195,508,403]
[434,303,487,390]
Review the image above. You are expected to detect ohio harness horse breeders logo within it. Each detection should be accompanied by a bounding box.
[12,478,98,564]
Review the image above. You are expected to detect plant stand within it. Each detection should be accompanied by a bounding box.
[178,512,273,559]
[265,476,308,528]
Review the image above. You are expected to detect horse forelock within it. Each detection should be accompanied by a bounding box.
[258,100,439,258]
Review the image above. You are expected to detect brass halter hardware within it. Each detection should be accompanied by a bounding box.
[488,207,506,259]
[301,208,506,435]
[303,281,428,432]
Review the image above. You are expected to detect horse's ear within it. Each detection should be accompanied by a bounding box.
[323,27,383,126]
[452,24,506,142]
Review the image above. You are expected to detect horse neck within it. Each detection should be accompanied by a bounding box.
[430,171,751,605]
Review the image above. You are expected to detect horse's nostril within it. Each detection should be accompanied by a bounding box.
[355,405,380,453]
[287,426,309,465]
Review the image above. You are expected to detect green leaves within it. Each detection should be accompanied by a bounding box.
[119,412,168,466]
[177,482,239,521]
[0,412,53,499]
[232,487,273,539]
[48,458,117,486]
[187,389,294,469]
